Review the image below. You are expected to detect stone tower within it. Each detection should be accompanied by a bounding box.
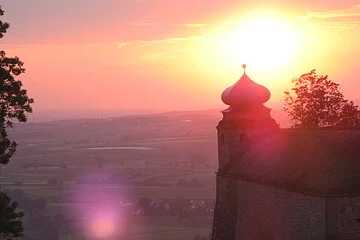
[211,65,278,240]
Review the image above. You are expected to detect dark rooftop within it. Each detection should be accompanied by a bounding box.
[225,128,360,196]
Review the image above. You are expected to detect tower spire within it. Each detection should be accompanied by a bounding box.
[221,64,270,107]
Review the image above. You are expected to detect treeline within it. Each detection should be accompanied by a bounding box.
[135,197,214,218]
[4,189,66,240]
[75,173,206,188]
[18,163,68,169]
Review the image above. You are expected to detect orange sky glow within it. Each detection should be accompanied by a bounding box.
[2,0,360,119]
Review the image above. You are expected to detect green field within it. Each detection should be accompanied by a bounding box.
[2,114,219,239]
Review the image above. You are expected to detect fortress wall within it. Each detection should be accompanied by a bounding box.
[326,197,360,240]
[235,180,326,240]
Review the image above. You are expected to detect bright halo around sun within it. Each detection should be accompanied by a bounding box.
[216,17,298,72]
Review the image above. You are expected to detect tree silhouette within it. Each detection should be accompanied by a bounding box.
[0,5,34,238]
[0,9,33,165]
[284,69,360,128]
[0,192,24,239]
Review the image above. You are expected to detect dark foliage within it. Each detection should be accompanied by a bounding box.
[0,5,33,239]
[5,189,61,240]
[5,190,46,214]
[284,69,360,128]
[0,7,33,166]
[193,234,211,240]
[176,178,204,188]
[0,192,24,239]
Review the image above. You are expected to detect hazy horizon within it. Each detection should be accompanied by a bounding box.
[26,97,360,124]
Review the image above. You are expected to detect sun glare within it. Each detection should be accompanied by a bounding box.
[214,17,298,72]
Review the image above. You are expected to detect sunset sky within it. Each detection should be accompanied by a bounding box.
[1,0,360,119]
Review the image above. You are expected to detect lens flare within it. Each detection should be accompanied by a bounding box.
[90,210,117,239]
[66,170,132,239]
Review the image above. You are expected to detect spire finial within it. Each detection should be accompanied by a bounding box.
[242,64,246,74]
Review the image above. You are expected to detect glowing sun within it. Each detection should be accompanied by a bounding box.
[216,17,298,71]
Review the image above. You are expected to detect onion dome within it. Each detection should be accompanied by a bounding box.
[221,64,270,107]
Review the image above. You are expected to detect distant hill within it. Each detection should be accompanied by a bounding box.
[27,108,159,122]
[27,98,360,126]
[11,107,290,145]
